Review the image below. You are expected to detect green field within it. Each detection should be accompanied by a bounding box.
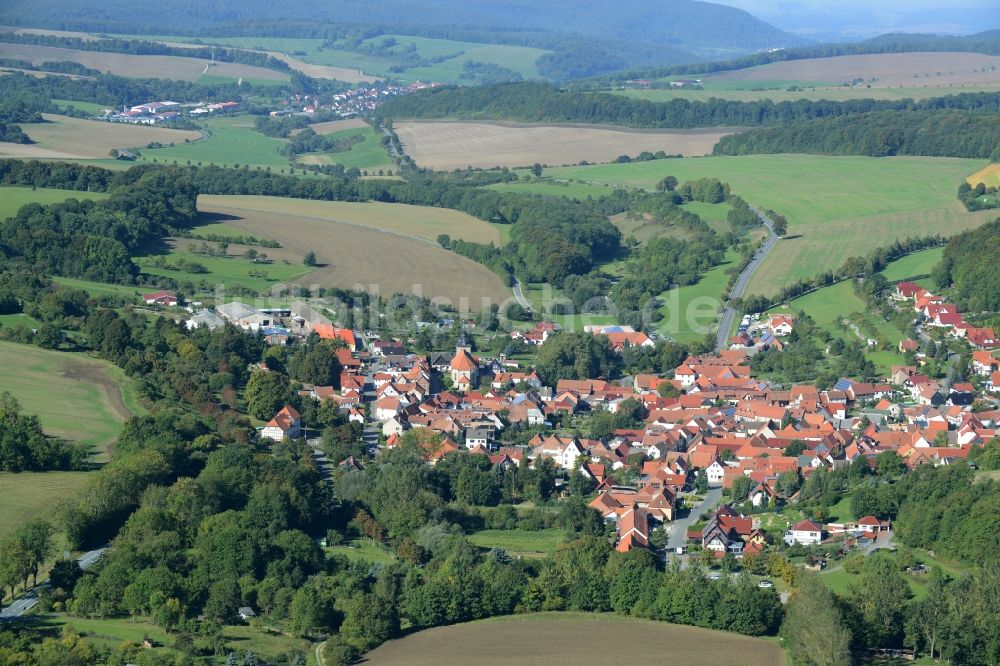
[658,247,739,344]
[467,528,569,556]
[50,98,110,115]
[543,155,995,296]
[38,614,317,664]
[880,247,944,286]
[611,83,1000,103]
[0,186,106,219]
[0,471,93,541]
[298,125,393,172]
[0,341,139,457]
[137,247,311,294]
[769,280,865,336]
[327,538,397,564]
[51,277,144,301]
[139,115,288,170]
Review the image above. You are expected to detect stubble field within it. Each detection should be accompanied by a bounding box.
[197,196,511,305]
[703,52,1000,88]
[395,121,736,170]
[0,114,201,159]
[362,612,785,665]
[0,42,289,82]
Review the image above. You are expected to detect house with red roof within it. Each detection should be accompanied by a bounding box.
[784,519,823,546]
[261,406,301,442]
[142,290,179,306]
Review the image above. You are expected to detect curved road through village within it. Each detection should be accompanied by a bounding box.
[715,207,780,352]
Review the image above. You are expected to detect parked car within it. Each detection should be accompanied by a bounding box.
[758,580,774,588]
[708,572,723,581]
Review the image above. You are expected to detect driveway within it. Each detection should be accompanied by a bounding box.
[667,486,724,550]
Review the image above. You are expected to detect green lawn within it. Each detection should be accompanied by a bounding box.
[0,312,41,329]
[137,250,310,294]
[139,115,289,170]
[51,98,110,115]
[658,247,739,344]
[0,472,93,541]
[326,538,397,564]
[38,614,317,664]
[0,186,106,219]
[769,281,864,337]
[544,155,994,297]
[299,125,393,172]
[0,341,139,457]
[51,277,144,302]
[681,201,732,234]
[880,247,944,286]
[466,528,569,556]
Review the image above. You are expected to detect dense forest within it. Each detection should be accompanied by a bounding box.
[932,218,1000,312]
[714,110,1000,159]
[376,82,1000,130]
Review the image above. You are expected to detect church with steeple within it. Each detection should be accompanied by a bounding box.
[449,334,479,389]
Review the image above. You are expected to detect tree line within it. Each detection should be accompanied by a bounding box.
[0,33,292,74]
[588,29,1000,85]
[714,110,1000,160]
[932,217,1000,313]
[0,392,87,472]
[375,81,1000,130]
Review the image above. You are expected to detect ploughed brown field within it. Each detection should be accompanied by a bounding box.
[0,42,289,82]
[197,197,512,306]
[0,114,201,159]
[706,52,1000,88]
[361,613,786,665]
[394,121,736,170]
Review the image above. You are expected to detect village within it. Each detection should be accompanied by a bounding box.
[137,277,1000,576]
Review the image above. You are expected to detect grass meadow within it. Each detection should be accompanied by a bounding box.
[0,341,139,457]
[0,472,93,541]
[139,115,288,169]
[297,125,394,172]
[0,186,106,219]
[35,613,317,664]
[544,155,994,296]
[485,180,622,199]
[466,528,569,556]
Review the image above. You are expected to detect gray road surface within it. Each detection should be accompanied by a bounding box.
[715,207,779,351]
[1,547,106,620]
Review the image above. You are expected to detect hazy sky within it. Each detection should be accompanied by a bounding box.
[716,1,998,37]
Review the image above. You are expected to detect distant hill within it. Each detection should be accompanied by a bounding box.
[589,29,1000,84]
[0,0,806,79]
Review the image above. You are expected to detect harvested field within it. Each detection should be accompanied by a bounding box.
[362,612,785,665]
[706,52,1000,88]
[0,42,289,82]
[1,113,200,159]
[968,162,1000,188]
[198,195,504,245]
[197,198,511,306]
[307,118,368,134]
[395,121,736,170]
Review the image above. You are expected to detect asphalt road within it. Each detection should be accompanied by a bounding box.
[715,207,779,352]
[667,486,724,551]
[512,279,533,312]
[0,547,107,620]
